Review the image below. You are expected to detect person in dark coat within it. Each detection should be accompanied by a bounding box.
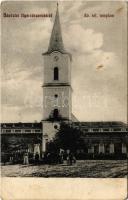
[69,152,73,165]
[35,152,39,164]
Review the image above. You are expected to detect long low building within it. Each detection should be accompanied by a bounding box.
[1,121,127,161]
[1,123,42,161]
[1,122,42,134]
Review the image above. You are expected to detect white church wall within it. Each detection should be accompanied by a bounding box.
[43,86,72,120]
[43,52,71,85]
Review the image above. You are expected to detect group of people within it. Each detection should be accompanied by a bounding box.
[66,152,76,165]
[43,151,76,165]
[3,149,76,166]
[23,152,40,165]
[43,151,64,164]
[4,151,38,165]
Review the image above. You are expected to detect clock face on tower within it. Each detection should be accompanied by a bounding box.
[54,56,59,61]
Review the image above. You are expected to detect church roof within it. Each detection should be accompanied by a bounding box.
[1,122,42,129]
[71,121,127,129]
[48,4,64,53]
[43,4,71,58]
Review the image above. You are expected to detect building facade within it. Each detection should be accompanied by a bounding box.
[1,5,128,161]
[71,121,128,158]
[1,121,127,160]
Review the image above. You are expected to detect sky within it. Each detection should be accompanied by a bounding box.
[1,1,127,123]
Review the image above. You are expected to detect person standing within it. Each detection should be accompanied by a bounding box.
[9,153,13,163]
[23,152,29,165]
[35,152,39,164]
[69,152,73,165]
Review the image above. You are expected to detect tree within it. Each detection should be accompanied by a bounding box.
[47,122,85,153]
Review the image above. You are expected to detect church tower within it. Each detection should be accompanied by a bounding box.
[42,3,72,149]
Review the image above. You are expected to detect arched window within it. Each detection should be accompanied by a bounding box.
[54,67,59,80]
[53,109,59,119]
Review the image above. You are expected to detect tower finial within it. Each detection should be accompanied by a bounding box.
[57,2,59,7]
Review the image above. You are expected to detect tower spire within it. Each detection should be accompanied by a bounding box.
[47,2,65,53]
